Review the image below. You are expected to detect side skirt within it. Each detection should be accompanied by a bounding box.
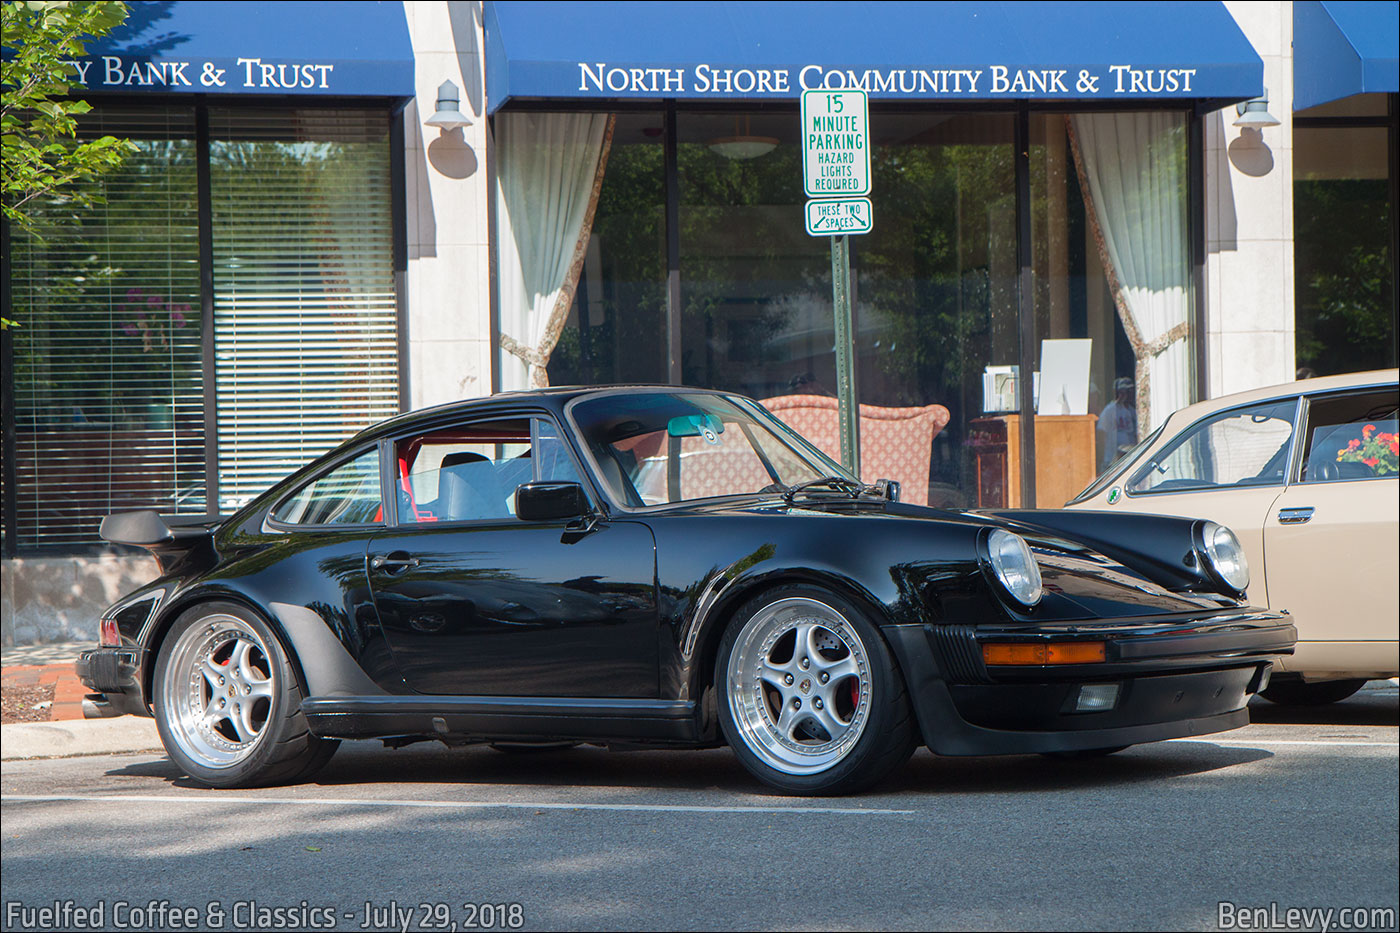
[302,695,701,745]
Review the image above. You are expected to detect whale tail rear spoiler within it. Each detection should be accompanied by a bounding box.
[99,510,219,572]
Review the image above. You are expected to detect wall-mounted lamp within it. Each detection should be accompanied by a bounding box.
[1233,90,1280,128]
[424,80,472,130]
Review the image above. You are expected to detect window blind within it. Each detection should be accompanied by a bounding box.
[8,108,205,548]
[209,109,400,511]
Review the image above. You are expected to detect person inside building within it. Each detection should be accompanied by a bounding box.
[1098,377,1138,468]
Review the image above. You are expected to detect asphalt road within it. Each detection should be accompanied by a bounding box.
[2,685,1396,932]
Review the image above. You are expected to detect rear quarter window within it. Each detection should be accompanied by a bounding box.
[270,450,383,525]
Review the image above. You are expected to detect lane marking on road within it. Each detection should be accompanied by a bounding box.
[1169,738,1397,748]
[0,793,912,816]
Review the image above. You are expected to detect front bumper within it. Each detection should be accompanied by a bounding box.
[74,647,150,717]
[885,611,1296,756]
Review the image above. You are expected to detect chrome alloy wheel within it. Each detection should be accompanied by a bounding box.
[726,596,873,775]
[160,614,276,769]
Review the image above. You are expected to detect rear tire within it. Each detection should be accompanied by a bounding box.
[1260,678,1367,706]
[153,601,338,788]
[716,585,916,795]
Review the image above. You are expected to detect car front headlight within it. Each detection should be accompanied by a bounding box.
[986,529,1043,606]
[1200,521,1250,594]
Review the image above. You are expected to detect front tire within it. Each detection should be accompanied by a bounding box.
[153,601,337,788]
[1260,678,1367,706]
[716,586,916,795]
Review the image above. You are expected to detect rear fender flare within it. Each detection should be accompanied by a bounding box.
[142,586,384,706]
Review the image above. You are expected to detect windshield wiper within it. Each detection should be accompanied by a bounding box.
[780,476,864,502]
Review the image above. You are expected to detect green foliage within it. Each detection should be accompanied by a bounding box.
[860,138,1017,406]
[1294,178,1396,375]
[675,139,826,388]
[2,1,134,323]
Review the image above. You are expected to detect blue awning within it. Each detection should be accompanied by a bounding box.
[485,1,1262,114]
[71,1,413,98]
[1294,1,1399,111]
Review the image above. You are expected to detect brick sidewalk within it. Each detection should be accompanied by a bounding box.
[2,663,88,721]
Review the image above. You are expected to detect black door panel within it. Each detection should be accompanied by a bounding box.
[367,521,658,697]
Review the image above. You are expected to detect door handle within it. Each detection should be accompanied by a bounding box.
[371,551,419,574]
[1277,507,1314,525]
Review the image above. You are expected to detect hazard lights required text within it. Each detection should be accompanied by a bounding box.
[801,89,870,198]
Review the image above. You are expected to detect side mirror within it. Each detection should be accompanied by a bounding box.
[873,478,901,502]
[515,482,590,522]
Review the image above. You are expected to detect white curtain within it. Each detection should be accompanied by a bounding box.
[1067,113,1192,431]
[496,113,614,390]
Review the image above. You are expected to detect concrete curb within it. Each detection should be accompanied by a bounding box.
[1,716,163,761]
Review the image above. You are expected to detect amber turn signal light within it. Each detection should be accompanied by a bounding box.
[982,641,1106,665]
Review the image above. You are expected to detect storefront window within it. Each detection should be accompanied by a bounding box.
[1029,111,1192,507]
[1294,95,1397,378]
[498,112,665,390]
[676,111,828,397]
[4,104,400,549]
[210,108,400,510]
[494,105,1199,513]
[8,107,205,548]
[856,113,1017,508]
[541,112,667,387]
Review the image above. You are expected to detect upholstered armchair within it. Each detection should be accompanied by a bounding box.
[615,430,773,504]
[760,395,951,506]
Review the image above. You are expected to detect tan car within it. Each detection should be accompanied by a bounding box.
[1067,369,1398,705]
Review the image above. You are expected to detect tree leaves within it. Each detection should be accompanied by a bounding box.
[2,5,135,224]
[2,0,135,327]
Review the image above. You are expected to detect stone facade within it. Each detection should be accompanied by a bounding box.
[1207,1,1297,397]
[403,0,495,410]
[2,555,159,646]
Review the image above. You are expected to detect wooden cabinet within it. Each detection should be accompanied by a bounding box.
[969,414,1098,508]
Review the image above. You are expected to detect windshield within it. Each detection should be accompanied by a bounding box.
[569,391,854,507]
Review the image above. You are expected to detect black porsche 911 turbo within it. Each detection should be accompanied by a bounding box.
[79,386,1296,794]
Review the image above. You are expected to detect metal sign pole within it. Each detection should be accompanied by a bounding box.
[830,234,860,476]
[800,88,869,479]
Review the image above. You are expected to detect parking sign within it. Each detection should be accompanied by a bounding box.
[801,89,871,198]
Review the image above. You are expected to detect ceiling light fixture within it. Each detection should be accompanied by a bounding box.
[708,115,778,159]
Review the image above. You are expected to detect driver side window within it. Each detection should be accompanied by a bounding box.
[393,417,586,523]
[1127,399,1298,495]
[1298,389,1399,483]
